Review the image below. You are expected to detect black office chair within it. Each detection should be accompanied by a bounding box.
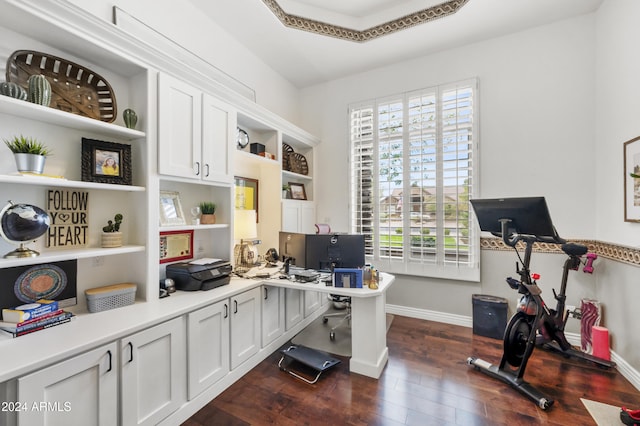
[322,294,351,341]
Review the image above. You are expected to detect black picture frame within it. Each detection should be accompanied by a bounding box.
[81,138,132,185]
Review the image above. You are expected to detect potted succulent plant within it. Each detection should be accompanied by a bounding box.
[282,184,290,199]
[3,135,51,174]
[199,202,216,224]
[101,213,123,248]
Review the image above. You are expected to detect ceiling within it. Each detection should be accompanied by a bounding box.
[188,0,603,89]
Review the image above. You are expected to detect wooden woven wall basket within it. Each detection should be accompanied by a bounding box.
[6,50,117,122]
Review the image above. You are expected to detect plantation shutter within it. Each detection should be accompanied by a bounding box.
[349,78,479,281]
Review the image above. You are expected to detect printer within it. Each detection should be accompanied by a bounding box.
[166,260,232,291]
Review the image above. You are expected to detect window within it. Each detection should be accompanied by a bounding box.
[349,78,479,281]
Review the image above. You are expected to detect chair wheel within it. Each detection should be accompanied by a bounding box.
[323,317,328,324]
[330,331,335,341]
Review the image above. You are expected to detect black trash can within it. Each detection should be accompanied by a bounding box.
[472,294,508,340]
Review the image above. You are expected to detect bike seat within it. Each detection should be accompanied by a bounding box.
[561,243,588,256]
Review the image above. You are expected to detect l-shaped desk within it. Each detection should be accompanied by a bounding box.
[252,271,395,379]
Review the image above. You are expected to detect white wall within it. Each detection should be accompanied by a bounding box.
[66,0,301,123]
[301,15,597,239]
[595,0,640,246]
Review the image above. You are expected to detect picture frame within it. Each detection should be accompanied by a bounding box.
[81,138,132,185]
[289,182,307,200]
[624,136,640,222]
[235,176,259,222]
[160,230,193,264]
[159,190,186,226]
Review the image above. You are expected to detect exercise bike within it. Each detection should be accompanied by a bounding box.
[467,197,615,410]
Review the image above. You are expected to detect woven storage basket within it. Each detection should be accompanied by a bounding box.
[6,50,117,122]
[288,152,309,175]
[85,283,136,313]
[282,143,294,171]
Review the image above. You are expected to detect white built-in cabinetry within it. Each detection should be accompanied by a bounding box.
[120,317,187,426]
[17,342,118,426]
[187,300,230,400]
[285,287,304,331]
[229,287,261,369]
[0,1,324,425]
[261,284,285,347]
[282,199,317,234]
[158,73,235,185]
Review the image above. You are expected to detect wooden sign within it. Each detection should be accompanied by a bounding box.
[46,189,89,248]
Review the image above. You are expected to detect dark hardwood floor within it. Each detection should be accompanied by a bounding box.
[183,316,640,425]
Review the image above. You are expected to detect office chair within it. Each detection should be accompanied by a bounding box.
[315,223,351,341]
[322,294,351,341]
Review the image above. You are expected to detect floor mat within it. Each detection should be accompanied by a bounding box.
[291,307,393,357]
[581,398,623,426]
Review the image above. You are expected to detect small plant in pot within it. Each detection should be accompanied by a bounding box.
[199,202,216,224]
[282,184,290,199]
[3,135,51,174]
[102,213,123,248]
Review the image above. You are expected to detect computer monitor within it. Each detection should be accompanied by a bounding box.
[305,234,365,271]
[279,232,306,266]
[470,197,558,238]
[278,232,366,271]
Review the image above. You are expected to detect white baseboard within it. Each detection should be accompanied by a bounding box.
[385,304,640,392]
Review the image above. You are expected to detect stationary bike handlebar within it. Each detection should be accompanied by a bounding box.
[492,218,566,248]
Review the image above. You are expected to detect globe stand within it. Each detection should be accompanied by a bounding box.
[4,242,40,258]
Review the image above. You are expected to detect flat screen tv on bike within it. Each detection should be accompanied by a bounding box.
[470,197,558,238]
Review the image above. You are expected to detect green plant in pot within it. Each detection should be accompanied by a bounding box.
[101,213,123,248]
[199,202,216,224]
[3,135,51,174]
[282,184,290,199]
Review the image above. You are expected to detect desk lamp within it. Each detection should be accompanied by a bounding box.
[234,209,259,273]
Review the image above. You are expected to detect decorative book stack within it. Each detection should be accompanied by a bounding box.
[0,300,74,338]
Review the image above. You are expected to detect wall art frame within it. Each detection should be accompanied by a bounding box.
[160,229,193,264]
[81,137,132,185]
[234,176,259,222]
[624,135,640,222]
[289,182,307,200]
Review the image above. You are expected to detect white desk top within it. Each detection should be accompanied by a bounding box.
[0,269,394,382]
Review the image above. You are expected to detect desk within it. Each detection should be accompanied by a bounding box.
[257,271,395,379]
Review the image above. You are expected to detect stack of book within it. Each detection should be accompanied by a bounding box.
[0,300,74,338]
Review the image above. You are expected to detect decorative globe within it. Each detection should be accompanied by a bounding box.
[0,201,50,258]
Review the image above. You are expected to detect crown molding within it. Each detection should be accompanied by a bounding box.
[261,0,469,42]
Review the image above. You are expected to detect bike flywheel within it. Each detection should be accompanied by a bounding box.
[504,312,534,367]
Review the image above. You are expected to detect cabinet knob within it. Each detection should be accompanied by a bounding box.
[194,162,200,175]
[204,163,210,177]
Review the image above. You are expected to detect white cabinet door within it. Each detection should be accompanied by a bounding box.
[304,291,322,317]
[285,288,304,331]
[261,285,285,347]
[121,316,187,426]
[281,201,300,232]
[18,342,118,426]
[187,299,230,399]
[281,200,316,233]
[230,287,261,369]
[158,73,202,179]
[300,202,317,234]
[202,93,235,184]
